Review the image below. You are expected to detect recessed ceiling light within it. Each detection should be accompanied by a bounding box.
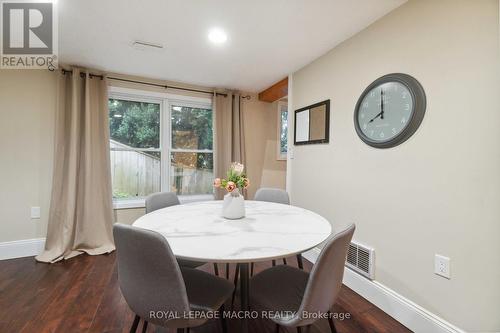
[208,28,227,44]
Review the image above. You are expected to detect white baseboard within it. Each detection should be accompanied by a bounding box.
[302,247,465,333]
[0,238,46,260]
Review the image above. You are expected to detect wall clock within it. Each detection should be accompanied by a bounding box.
[354,73,426,148]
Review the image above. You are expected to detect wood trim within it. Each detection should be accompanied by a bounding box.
[258,77,288,102]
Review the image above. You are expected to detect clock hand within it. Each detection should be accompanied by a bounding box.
[368,111,383,123]
[380,89,384,119]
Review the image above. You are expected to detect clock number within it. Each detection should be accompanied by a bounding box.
[402,91,408,99]
[380,132,385,138]
[392,128,397,134]
[404,104,410,111]
[401,117,406,124]
[363,102,368,108]
[363,123,367,130]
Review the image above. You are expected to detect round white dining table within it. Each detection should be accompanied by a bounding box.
[133,200,332,333]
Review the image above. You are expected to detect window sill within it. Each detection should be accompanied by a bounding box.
[113,199,145,210]
[113,194,215,210]
[179,194,215,204]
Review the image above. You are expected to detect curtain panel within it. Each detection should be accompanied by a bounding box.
[36,68,115,263]
[214,93,246,199]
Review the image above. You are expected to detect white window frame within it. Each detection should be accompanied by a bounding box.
[277,100,288,160]
[108,86,214,209]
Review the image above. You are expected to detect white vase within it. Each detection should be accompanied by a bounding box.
[222,188,245,219]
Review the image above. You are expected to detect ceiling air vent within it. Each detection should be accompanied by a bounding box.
[346,240,375,280]
[131,40,164,52]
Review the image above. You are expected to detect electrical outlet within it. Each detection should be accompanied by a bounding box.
[434,254,450,279]
[31,207,41,219]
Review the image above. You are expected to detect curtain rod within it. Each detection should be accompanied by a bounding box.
[60,69,228,97]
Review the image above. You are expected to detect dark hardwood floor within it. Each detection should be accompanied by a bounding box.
[0,253,411,333]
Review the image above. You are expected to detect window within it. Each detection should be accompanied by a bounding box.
[170,103,214,196]
[109,97,162,202]
[108,87,214,207]
[277,101,288,160]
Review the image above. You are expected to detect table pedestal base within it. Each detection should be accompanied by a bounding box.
[239,263,250,333]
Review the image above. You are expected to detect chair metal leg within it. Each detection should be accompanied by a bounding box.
[141,320,148,333]
[296,326,302,333]
[226,263,230,279]
[283,258,287,265]
[250,262,254,276]
[327,311,338,333]
[214,263,219,276]
[130,314,140,333]
[275,324,280,333]
[220,305,228,333]
[231,263,240,309]
[272,260,276,266]
[297,254,304,270]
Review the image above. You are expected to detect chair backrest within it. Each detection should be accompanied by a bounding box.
[145,192,180,214]
[113,224,190,325]
[254,187,290,205]
[298,224,355,323]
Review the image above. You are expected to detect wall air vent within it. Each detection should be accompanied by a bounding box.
[346,240,375,279]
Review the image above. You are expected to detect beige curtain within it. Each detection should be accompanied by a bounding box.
[214,92,246,199]
[36,68,115,263]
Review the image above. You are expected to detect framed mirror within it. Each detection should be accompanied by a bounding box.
[294,99,330,145]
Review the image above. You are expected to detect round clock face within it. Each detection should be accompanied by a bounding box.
[357,82,413,142]
[354,73,426,148]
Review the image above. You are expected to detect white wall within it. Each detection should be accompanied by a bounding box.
[289,0,500,331]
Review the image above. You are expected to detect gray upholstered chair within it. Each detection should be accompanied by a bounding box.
[231,188,300,308]
[113,224,234,333]
[145,191,181,213]
[249,224,355,333]
[254,187,302,269]
[145,192,213,272]
[254,187,290,205]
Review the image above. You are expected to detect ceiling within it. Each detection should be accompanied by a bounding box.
[58,0,406,92]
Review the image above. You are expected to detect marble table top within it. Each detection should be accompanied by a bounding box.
[133,200,332,263]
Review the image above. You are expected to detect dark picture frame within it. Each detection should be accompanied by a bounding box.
[294,99,330,145]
